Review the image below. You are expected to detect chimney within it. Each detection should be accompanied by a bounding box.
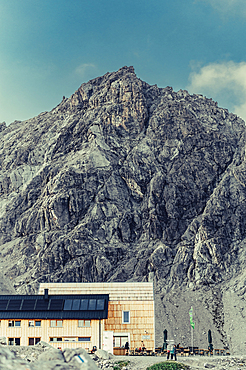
[44,289,49,300]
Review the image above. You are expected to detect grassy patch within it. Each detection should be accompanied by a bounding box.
[146,361,190,370]
[113,360,130,370]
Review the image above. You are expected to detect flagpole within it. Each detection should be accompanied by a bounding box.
[189,306,195,354]
[192,326,193,353]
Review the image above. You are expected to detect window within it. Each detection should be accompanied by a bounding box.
[29,320,41,327]
[88,299,96,310]
[78,320,91,327]
[50,337,62,342]
[80,299,88,310]
[29,338,40,345]
[78,337,91,342]
[8,320,21,327]
[113,335,128,348]
[64,337,76,342]
[50,320,63,327]
[72,299,80,310]
[64,300,72,310]
[122,311,130,324]
[8,338,20,345]
[49,337,91,343]
[96,299,105,310]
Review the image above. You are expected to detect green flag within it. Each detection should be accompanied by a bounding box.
[189,307,195,329]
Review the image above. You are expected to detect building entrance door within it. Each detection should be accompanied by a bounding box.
[103,331,113,353]
[113,333,130,355]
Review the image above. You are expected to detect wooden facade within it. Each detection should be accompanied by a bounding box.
[0,318,100,350]
[105,300,155,350]
[0,283,155,352]
[38,282,155,352]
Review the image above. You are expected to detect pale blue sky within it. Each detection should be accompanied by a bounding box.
[1,0,246,124]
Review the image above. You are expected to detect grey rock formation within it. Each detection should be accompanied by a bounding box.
[4,345,246,370]
[0,337,7,345]
[1,66,246,353]
[0,345,34,369]
[5,345,101,369]
[37,348,65,362]
[94,349,112,360]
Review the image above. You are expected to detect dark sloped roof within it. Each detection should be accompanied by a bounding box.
[0,294,109,319]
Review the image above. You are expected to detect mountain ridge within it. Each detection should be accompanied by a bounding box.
[0,66,246,353]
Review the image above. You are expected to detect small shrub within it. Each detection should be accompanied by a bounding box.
[146,361,190,370]
[113,360,130,370]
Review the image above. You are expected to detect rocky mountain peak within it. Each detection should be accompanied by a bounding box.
[0,67,246,353]
[54,65,148,141]
[0,122,6,133]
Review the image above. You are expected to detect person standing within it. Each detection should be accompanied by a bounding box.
[167,342,171,360]
[125,341,129,355]
[171,344,177,361]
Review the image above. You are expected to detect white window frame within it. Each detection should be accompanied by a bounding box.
[8,337,20,345]
[50,320,63,327]
[28,337,41,345]
[49,337,62,342]
[113,333,129,348]
[64,337,76,342]
[78,319,91,327]
[8,320,21,327]
[29,320,41,327]
[122,310,130,324]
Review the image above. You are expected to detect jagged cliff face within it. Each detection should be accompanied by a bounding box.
[1,66,246,353]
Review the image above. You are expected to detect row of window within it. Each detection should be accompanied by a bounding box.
[7,319,91,328]
[50,337,91,342]
[8,337,91,345]
[5,312,130,327]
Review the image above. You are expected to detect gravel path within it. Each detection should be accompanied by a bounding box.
[113,355,170,369]
[113,355,246,370]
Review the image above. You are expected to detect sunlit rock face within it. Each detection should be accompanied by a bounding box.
[1,66,246,353]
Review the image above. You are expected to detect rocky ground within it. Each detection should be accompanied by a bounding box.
[1,66,246,352]
[1,343,246,370]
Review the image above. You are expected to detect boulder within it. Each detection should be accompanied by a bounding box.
[0,345,29,369]
[37,348,65,363]
[33,360,71,369]
[35,341,54,349]
[94,349,113,360]
[0,337,7,345]
[63,348,99,369]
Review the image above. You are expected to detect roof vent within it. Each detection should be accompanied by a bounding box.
[44,289,49,300]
